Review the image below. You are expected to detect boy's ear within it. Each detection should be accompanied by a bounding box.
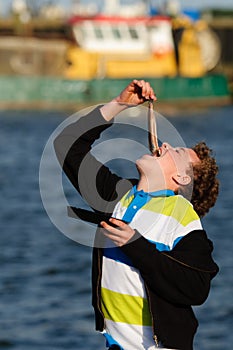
[172,174,191,186]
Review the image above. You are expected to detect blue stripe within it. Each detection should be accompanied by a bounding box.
[172,236,183,248]
[104,240,172,267]
[104,247,134,267]
[122,186,175,223]
[104,237,183,266]
[102,332,124,350]
[148,240,171,252]
[149,236,185,251]
[122,193,150,223]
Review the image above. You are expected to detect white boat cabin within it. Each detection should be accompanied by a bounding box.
[70,15,174,55]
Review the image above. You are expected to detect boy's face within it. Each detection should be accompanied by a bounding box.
[136,143,200,189]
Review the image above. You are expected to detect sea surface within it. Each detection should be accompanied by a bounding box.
[0,104,232,350]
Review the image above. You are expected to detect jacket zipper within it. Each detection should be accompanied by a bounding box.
[153,335,159,347]
[145,284,159,348]
[97,248,106,330]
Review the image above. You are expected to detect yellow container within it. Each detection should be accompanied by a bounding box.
[105,53,177,78]
[65,49,177,79]
[64,46,98,79]
[178,28,206,77]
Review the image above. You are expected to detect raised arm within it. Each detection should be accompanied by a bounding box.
[54,80,156,214]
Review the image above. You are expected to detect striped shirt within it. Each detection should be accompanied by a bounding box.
[101,186,202,349]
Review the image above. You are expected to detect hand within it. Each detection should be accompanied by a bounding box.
[100,218,135,247]
[100,79,157,121]
[115,79,157,106]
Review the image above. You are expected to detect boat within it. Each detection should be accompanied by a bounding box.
[0,6,231,110]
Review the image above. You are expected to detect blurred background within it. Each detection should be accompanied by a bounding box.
[0,0,232,108]
[0,1,232,349]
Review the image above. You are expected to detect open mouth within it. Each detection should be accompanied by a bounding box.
[157,147,162,157]
[154,147,162,157]
[154,146,167,158]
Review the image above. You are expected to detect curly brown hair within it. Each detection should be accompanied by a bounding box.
[190,142,219,217]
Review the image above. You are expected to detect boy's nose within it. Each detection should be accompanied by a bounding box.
[162,142,172,150]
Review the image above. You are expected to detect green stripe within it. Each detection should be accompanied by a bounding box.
[101,287,152,326]
[120,191,134,207]
[144,196,199,226]
[121,195,199,226]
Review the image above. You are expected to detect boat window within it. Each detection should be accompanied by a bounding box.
[129,28,139,39]
[112,27,121,39]
[94,26,103,39]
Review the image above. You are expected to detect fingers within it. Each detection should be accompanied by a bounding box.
[101,218,126,232]
[100,218,135,247]
[109,217,126,227]
[133,79,157,101]
[100,219,124,246]
[117,79,157,106]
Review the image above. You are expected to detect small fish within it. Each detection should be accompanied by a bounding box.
[148,100,160,157]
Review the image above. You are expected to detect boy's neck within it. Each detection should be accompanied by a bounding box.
[137,177,175,193]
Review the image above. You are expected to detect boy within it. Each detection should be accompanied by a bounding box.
[54,80,219,350]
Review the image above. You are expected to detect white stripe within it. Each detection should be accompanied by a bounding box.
[129,210,202,248]
[112,201,127,219]
[102,256,146,298]
[178,219,202,236]
[104,319,156,350]
[113,200,202,250]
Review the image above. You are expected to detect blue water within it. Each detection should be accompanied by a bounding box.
[0,105,232,349]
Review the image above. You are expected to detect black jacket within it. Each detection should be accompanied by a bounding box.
[54,107,219,350]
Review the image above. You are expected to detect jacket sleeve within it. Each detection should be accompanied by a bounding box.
[121,229,219,306]
[53,106,135,214]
